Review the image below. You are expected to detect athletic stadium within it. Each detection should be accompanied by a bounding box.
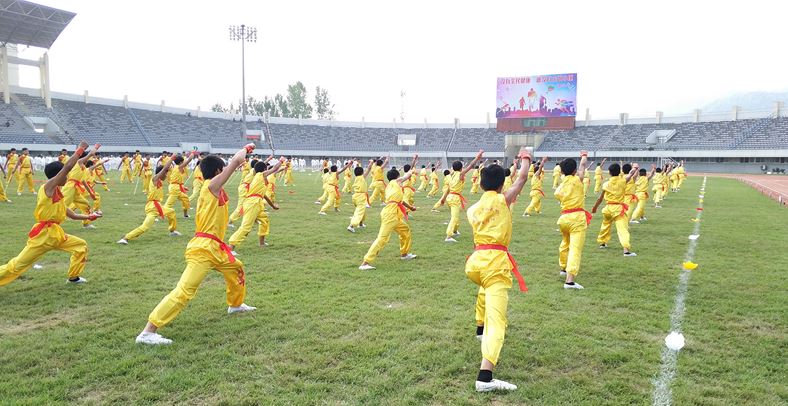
[0,1,785,405]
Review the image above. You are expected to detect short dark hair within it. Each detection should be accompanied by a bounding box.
[504,168,511,177]
[155,165,165,175]
[403,164,411,172]
[10,148,16,152]
[61,149,67,153]
[451,161,462,171]
[480,164,505,191]
[330,165,338,172]
[386,168,399,181]
[250,159,259,169]
[173,156,185,165]
[21,148,29,152]
[85,160,95,168]
[44,161,63,179]
[421,165,425,168]
[354,166,363,176]
[559,158,577,176]
[254,161,267,173]
[639,168,647,175]
[376,159,384,166]
[608,163,621,176]
[443,169,450,176]
[200,155,226,179]
[323,168,329,173]
[622,163,632,174]
[656,167,663,173]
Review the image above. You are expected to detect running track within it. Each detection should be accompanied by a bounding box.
[697,173,788,207]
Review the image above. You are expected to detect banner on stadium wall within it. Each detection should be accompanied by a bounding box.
[496,73,577,119]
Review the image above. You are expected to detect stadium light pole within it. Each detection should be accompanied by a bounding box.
[229,24,257,138]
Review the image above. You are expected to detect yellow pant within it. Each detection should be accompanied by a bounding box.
[427,182,440,197]
[558,212,587,275]
[165,185,190,211]
[594,176,602,194]
[133,166,143,179]
[142,173,152,194]
[285,171,294,185]
[653,186,665,204]
[369,181,385,204]
[597,204,631,250]
[524,190,543,215]
[189,179,204,202]
[5,170,16,187]
[0,179,7,201]
[120,167,132,183]
[63,186,92,225]
[96,173,110,191]
[320,186,341,213]
[124,204,177,240]
[670,177,679,190]
[350,193,368,227]
[316,185,329,204]
[363,213,411,263]
[632,192,648,220]
[342,178,352,193]
[678,176,685,189]
[90,191,102,212]
[0,227,87,286]
[446,195,462,237]
[552,174,561,189]
[466,265,512,366]
[625,195,637,219]
[470,181,479,194]
[228,198,269,246]
[230,186,248,223]
[148,253,246,328]
[418,177,428,191]
[17,172,34,193]
[583,178,590,196]
[403,187,415,210]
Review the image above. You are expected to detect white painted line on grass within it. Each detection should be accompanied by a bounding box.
[652,177,706,406]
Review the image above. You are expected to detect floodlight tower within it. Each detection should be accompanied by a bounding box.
[229,24,257,138]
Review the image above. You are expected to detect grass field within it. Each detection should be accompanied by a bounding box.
[0,171,785,405]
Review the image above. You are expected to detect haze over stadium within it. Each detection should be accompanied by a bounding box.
[0,0,785,405]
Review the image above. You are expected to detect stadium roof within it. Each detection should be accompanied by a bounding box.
[0,0,75,49]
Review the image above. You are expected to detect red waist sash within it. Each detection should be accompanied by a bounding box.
[28,221,61,238]
[473,244,527,292]
[194,232,235,263]
[561,208,592,225]
[386,201,408,220]
[449,192,467,209]
[607,202,629,217]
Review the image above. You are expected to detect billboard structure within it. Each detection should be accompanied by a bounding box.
[496,73,577,131]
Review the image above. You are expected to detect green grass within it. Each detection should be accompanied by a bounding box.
[0,172,785,405]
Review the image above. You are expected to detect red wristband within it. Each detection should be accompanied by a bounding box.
[75,147,85,156]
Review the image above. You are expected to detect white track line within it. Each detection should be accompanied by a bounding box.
[652,176,706,406]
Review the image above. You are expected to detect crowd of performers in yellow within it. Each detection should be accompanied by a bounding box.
[0,142,687,393]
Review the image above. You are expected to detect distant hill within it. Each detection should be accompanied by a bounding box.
[702,91,788,112]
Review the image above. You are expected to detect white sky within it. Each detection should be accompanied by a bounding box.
[14,0,788,123]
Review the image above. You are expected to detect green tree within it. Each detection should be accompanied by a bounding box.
[275,94,290,118]
[210,103,227,113]
[286,81,312,119]
[314,86,336,120]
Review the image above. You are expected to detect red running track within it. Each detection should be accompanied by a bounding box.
[697,174,788,207]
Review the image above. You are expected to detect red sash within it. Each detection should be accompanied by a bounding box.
[607,202,629,217]
[386,201,408,220]
[173,183,188,194]
[86,183,97,200]
[449,192,467,209]
[472,244,527,292]
[242,182,251,192]
[151,200,165,218]
[334,185,340,198]
[69,179,86,194]
[405,186,416,193]
[561,208,593,225]
[28,221,60,238]
[534,189,545,197]
[363,192,371,206]
[194,232,236,263]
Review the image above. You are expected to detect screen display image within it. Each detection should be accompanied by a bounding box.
[496,73,577,118]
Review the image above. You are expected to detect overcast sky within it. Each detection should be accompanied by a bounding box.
[14,0,788,123]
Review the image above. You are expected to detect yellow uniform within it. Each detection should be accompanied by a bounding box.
[582,175,591,197]
[418,167,429,191]
[349,175,370,228]
[368,165,386,204]
[165,166,190,212]
[593,166,603,194]
[597,176,631,250]
[229,172,269,247]
[0,185,88,285]
[362,182,412,264]
[284,161,294,186]
[632,176,649,220]
[316,171,330,204]
[189,164,204,202]
[93,159,110,191]
[120,157,132,183]
[470,168,481,194]
[133,153,143,178]
[676,166,686,189]
[5,153,18,185]
[230,164,254,223]
[62,164,91,219]
[58,154,68,164]
[402,174,416,211]
[552,165,562,189]
[124,179,177,240]
[669,169,679,191]
[16,155,35,193]
[85,169,101,212]
[142,160,153,194]
[445,172,467,237]
[624,176,637,220]
[148,182,246,328]
[652,173,666,205]
[555,175,588,275]
[342,168,353,193]
[524,173,545,215]
[466,191,520,366]
[427,170,440,197]
[266,173,277,204]
[0,175,7,201]
[319,172,341,213]
[432,172,452,210]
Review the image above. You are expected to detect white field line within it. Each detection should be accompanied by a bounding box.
[652,176,706,406]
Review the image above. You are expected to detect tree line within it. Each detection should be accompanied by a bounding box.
[211,81,336,120]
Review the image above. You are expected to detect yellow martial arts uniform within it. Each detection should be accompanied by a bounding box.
[660,171,670,199]
[142,160,153,194]
[555,175,588,275]
[597,175,631,250]
[5,152,18,186]
[466,191,516,366]
[427,170,440,197]
[124,179,177,240]
[16,155,35,193]
[368,165,386,204]
[266,173,278,204]
[676,167,686,189]
[652,173,666,205]
[402,174,416,211]
[320,172,341,213]
[350,175,370,228]
[93,159,110,191]
[0,185,87,286]
[284,161,294,186]
[148,182,246,328]
[189,164,204,202]
[133,153,143,179]
[342,169,353,193]
[230,165,254,223]
[524,173,545,215]
[432,173,451,210]
[362,182,412,264]
[418,167,429,191]
[632,176,649,220]
[229,172,269,247]
[552,165,562,189]
[445,172,467,237]
[62,164,91,220]
[669,170,679,191]
[624,176,637,220]
[582,176,591,197]
[85,170,101,212]
[120,157,132,183]
[0,176,7,201]
[470,168,481,194]
[594,166,603,194]
[165,166,190,212]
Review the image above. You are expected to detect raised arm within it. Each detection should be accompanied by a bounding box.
[336,160,353,175]
[363,159,374,178]
[460,150,483,178]
[263,157,285,177]
[577,151,589,180]
[153,160,173,183]
[45,141,91,197]
[625,163,639,182]
[209,144,255,195]
[397,154,419,184]
[504,149,536,205]
[79,149,97,166]
[534,157,548,178]
[647,164,656,180]
[180,150,198,169]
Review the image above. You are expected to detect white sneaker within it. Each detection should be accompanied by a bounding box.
[475,379,518,392]
[360,224,366,228]
[599,244,607,249]
[639,217,647,221]
[318,211,327,216]
[624,251,638,257]
[117,238,129,245]
[17,192,21,196]
[655,205,662,209]
[559,270,567,276]
[314,201,321,205]
[563,282,584,289]
[83,224,96,229]
[228,223,235,228]
[228,303,257,314]
[445,237,458,243]
[68,277,88,284]
[629,220,640,224]
[400,253,417,260]
[476,335,483,341]
[170,231,182,236]
[231,250,239,257]
[358,264,376,271]
[135,332,173,345]
[347,226,355,233]
[453,231,461,236]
